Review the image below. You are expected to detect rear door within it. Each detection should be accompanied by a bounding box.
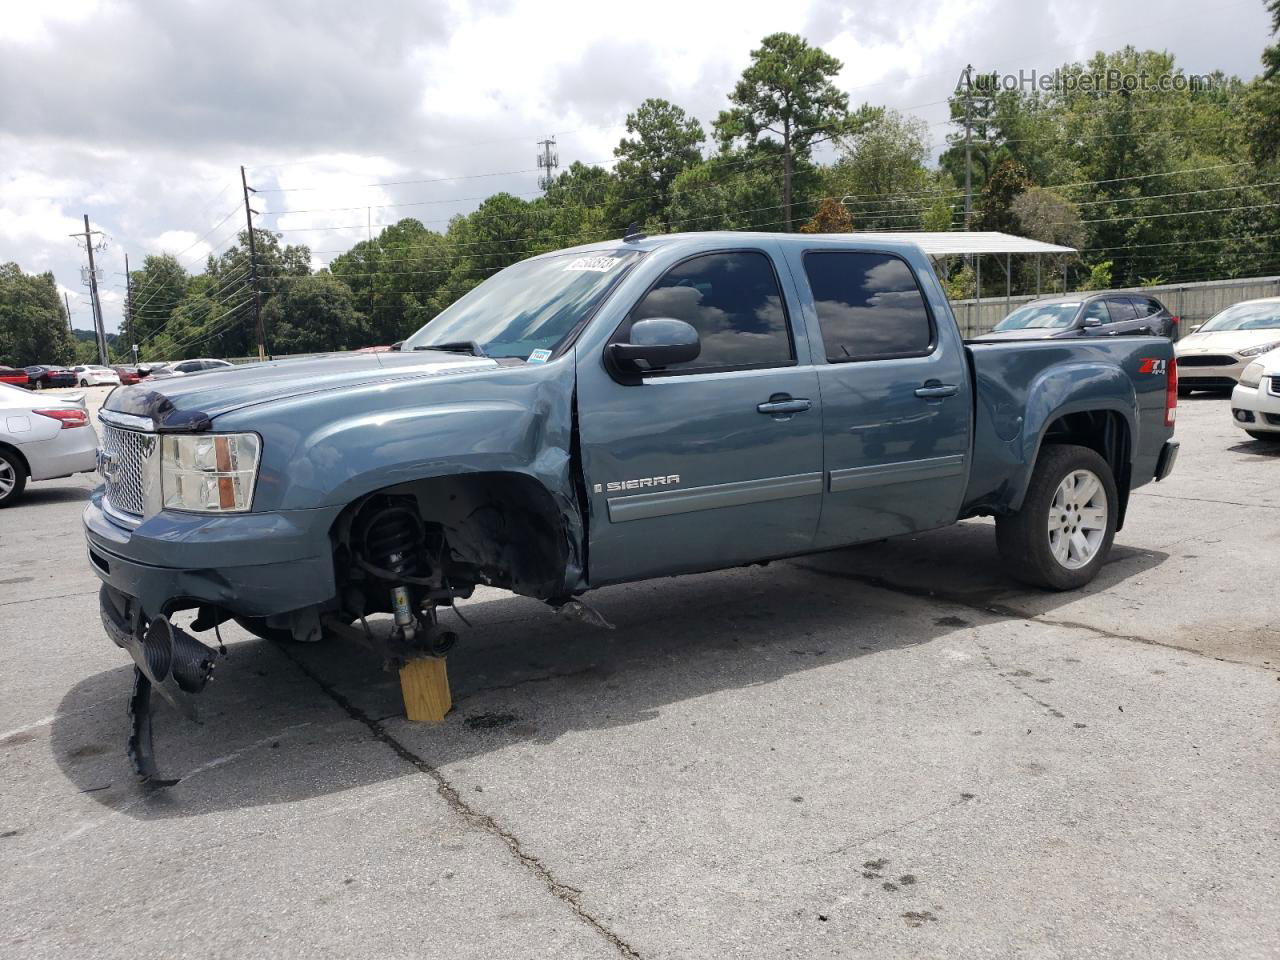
[1102,297,1140,335]
[784,246,974,549]
[1129,296,1170,336]
[577,245,824,584]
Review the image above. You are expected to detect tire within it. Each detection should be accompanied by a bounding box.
[233,615,299,643]
[79,379,89,387]
[996,443,1118,591]
[0,448,28,507]
[1246,430,1280,443]
[33,379,43,391]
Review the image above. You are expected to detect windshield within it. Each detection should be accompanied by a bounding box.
[994,302,1081,331]
[401,250,641,359]
[1199,302,1280,332]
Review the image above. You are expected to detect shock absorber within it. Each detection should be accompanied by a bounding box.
[357,500,429,640]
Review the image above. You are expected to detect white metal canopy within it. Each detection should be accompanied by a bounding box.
[842,231,1077,256]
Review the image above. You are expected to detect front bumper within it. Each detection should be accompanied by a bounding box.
[1175,356,1245,389]
[1230,380,1280,434]
[83,488,342,617]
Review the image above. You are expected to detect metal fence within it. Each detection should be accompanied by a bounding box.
[950,274,1280,339]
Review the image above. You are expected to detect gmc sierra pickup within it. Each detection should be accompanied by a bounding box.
[84,232,1179,779]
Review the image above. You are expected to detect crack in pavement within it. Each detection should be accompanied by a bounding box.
[792,563,1280,676]
[973,645,1069,721]
[272,642,642,960]
[824,794,977,858]
[1132,491,1280,510]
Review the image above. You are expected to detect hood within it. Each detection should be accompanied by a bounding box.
[103,351,501,430]
[1175,329,1280,355]
[974,327,1077,341]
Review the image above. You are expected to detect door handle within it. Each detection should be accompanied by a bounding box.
[757,397,812,416]
[914,383,958,399]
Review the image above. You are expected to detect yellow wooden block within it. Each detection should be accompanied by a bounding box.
[399,657,451,724]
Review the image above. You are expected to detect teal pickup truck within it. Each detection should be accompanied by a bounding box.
[85,232,1179,779]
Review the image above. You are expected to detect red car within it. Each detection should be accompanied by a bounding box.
[112,365,143,385]
[0,366,27,387]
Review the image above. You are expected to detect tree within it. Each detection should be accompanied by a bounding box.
[0,263,76,367]
[260,273,363,354]
[827,108,937,229]
[1078,260,1113,291]
[124,254,188,346]
[977,156,1033,233]
[613,99,705,230]
[1246,0,1280,164]
[799,197,853,233]
[714,33,851,231]
[1011,188,1085,249]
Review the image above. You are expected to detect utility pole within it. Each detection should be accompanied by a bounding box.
[962,63,974,231]
[240,165,267,361]
[536,137,559,191]
[71,215,109,365]
[123,252,132,359]
[63,292,73,333]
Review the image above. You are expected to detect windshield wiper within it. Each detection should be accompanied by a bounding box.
[413,340,487,357]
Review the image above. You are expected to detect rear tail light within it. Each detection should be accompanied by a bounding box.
[34,408,89,429]
[1165,358,1178,427]
[1170,315,1180,327]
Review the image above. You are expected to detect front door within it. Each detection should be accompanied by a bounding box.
[576,247,823,585]
[782,246,974,549]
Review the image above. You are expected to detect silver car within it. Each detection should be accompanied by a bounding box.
[0,383,99,506]
[1175,298,1280,394]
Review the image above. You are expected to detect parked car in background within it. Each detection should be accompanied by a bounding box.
[71,364,122,387]
[980,293,1177,340]
[1229,346,1280,442]
[148,358,235,378]
[24,366,77,390]
[1175,297,1280,394]
[0,382,98,506]
[0,366,28,387]
[112,365,144,385]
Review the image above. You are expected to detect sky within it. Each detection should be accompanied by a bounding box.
[0,0,1270,336]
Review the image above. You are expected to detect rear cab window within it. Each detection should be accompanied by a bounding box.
[802,251,934,362]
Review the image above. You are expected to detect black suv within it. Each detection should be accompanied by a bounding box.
[981,293,1177,340]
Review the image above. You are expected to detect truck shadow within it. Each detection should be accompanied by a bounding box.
[49,520,1168,818]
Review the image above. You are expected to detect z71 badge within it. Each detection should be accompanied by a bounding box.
[1138,358,1169,375]
[594,474,681,494]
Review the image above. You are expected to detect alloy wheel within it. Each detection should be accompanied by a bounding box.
[1047,468,1108,570]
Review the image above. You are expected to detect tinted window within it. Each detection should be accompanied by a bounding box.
[1081,301,1110,324]
[628,251,792,371]
[803,252,933,361]
[1130,297,1164,317]
[1105,298,1137,322]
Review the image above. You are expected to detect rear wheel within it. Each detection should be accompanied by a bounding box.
[0,449,28,507]
[33,379,44,391]
[996,444,1117,591]
[79,378,89,387]
[1246,430,1280,443]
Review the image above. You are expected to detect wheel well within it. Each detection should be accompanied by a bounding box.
[0,441,30,478]
[1040,410,1132,528]
[333,471,571,601]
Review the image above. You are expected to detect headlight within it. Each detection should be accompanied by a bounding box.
[1238,340,1280,358]
[1239,362,1265,389]
[161,433,260,512]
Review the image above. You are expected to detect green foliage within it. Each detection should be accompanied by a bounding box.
[0,263,76,366]
[1079,260,1114,291]
[261,273,362,354]
[613,99,705,229]
[799,196,854,233]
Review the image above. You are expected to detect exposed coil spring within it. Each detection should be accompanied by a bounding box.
[357,501,429,582]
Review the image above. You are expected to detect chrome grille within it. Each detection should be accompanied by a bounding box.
[100,422,156,517]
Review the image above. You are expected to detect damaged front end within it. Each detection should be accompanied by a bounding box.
[99,584,221,784]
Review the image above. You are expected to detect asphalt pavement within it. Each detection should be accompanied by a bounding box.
[1,387,1277,960]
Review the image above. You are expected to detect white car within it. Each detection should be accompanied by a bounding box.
[1174,298,1280,394]
[0,383,100,506]
[71,364,122,387]
[149,358,235,378]
[1230,347,1280,442]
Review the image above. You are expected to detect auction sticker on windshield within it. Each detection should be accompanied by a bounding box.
[565,256,621,272]
[527,349,552,364]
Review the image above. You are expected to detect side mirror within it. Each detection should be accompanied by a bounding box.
[1082,316,1103,328]
[608,318,701,372]
[1190,324,1202,334]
